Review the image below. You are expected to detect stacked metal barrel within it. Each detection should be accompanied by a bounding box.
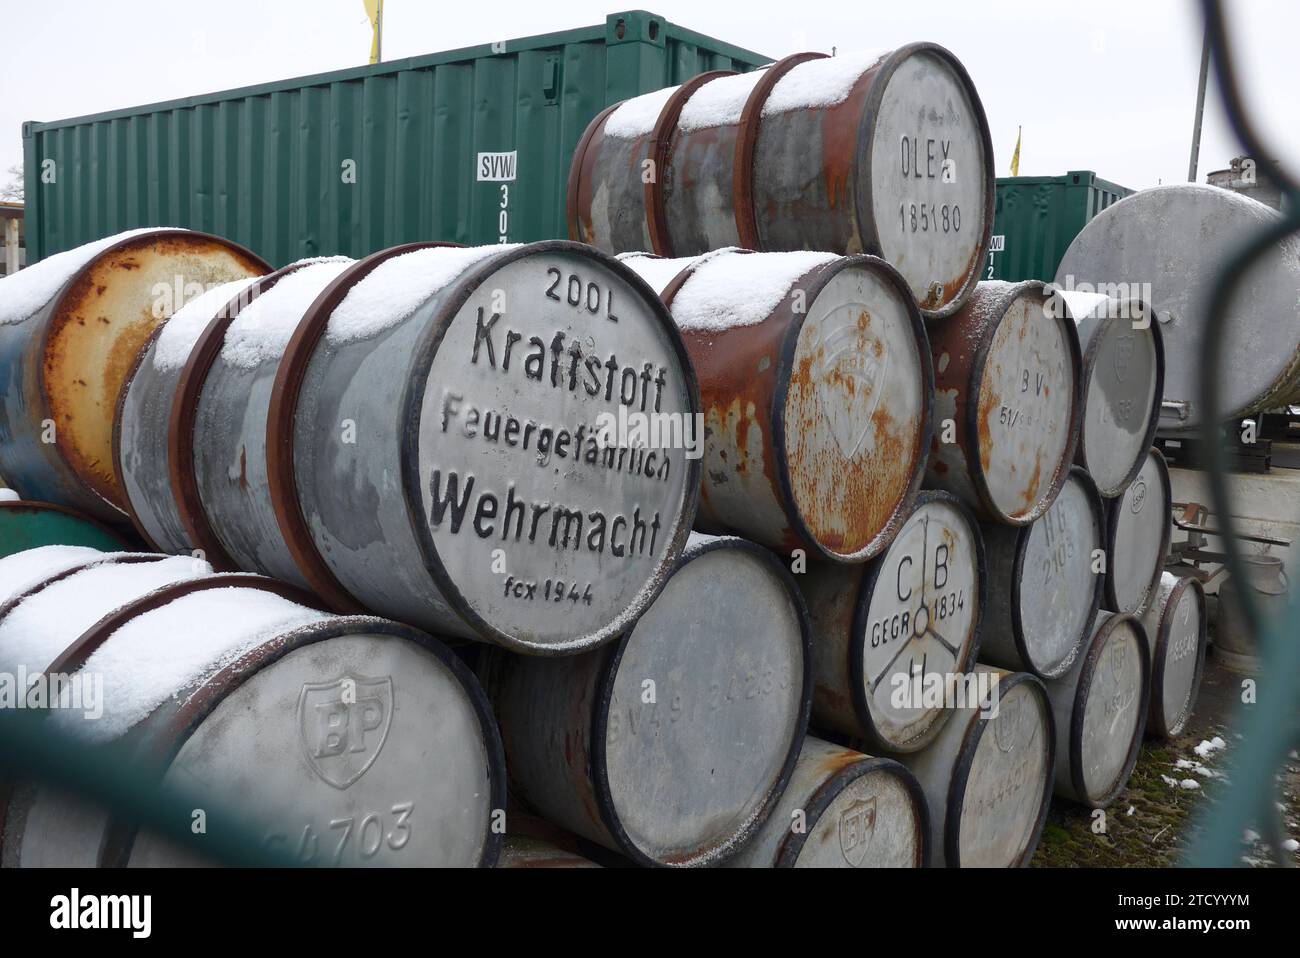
[0,43,1202,869]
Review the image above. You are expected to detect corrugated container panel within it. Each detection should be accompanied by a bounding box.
[986,171,1134,283]
[22,11,768,265]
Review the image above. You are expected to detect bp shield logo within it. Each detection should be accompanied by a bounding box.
[1112,333,1135,383]
[298,675,393,789]
[994,695,1024,754]
[815,309,888,459]
[838,796,877,867]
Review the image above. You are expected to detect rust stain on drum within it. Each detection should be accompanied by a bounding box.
[42,233,267,512]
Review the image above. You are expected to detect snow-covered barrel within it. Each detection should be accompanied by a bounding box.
[1103,447,1171,617]
[113,261,317,557]
[1139,572,1207,740]
[1055,184,1300,431]
[894,667,1054,867]
[0,499,133,558]
[569,45,995,319]
[0,569,505,867]
[797,491,984,752]
[0,229,269,521]
[621,249,932,563]
[1056,292,1163,498]
[979,467,1104,679]
[1042,611,1149,808]
[925,281,1082,526]
[260,240,700,654]
[725,736,928,868]
[479,533,811,867]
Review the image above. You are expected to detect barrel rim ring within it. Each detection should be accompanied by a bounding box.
[964,280,1083,525]
[588,534,813,867]
[1075,301,1166,498]
[32,229,272,516]
[1148,575,1207,740]
[855,42,996,320]
[645,70,737,257]
[774,754,929,868]
[267,243,462,615]
[0,499,134,556]
[111,321,171,553]
[1009,465,1105,680]
[98,615,507,868]
[847,488,987,753]
[400,240,702,655]
[169,263,306,572]
[945,670,1055,868]
[770,254,936,563]
[732,53,828,250]
[1103,445,1172,615]
[0,552,163,628]
[1069,612,1151,808]
[43,572,325,679]
[566,102,622,244]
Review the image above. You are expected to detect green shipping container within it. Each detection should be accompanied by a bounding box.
[22,11,768,266]
[985,171,1132,283]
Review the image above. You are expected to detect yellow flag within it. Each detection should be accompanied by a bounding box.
[1010,126,1022,177]
[364,0,384,64]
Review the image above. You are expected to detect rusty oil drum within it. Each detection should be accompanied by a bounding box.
[893,667,1054,867]
[0,568,505,868]
[479,533,811,867]
[113,266,290,557]
[622,248,932,563]
[797,490,984,752]
[725,736,927,868]
[979,467,1104,679]
[1058,292,1163,498]
[569,45,995,320]
[926,280,1082,526]
[1043,611,1150,808]
[264,241,701,654]
[0,229,269,521]
[1139,572,1207,740]
[1103,447,1172,617]
[1056,184,1300,431]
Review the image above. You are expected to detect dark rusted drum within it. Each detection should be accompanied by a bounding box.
[797,491,984,752]
[894,667,1054,867]
[1139,572,1207,740]
[1058,292,1163,498]
[979,467,1104,679]
[926,280,1082,526]
[0,500,133,558]
[270,241,700,654]
[497,837,600,868]
[0,573,505,868]
[1055,184,1300,432]
[1043,611,1150,808]
[622,249,932,563]
[726,736,927,868]
[1103,447,1171,617]
[0,229,269,520]
[571,45,995,320]
[480,534,811,867]
[189,258,355,585]
[114,270,270,554]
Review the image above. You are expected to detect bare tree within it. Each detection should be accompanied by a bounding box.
[0,165,23,202]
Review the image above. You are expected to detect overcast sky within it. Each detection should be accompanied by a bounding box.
[4,0,1298,192]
